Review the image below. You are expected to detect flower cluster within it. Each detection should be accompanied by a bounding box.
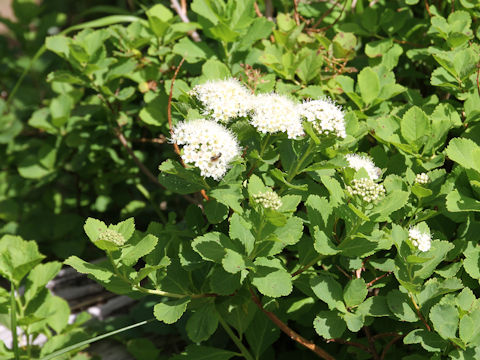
[189,79,253,123]
[299,98,346,138]
[171,119,241,180]
[250,93,304,139]
[415,173,430,185]
[408,226,431,252]
[345,154,382,180]
[347,178,385,203]
[98,229,126,246]
[252,190,282,210]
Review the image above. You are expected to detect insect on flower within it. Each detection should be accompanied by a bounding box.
[210,153,222,162]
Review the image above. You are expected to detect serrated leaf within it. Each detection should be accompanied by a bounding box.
[358,67,380,105]
[120,234,158,267]
[64,256,112,282]
[343,278,367,307]
[154,298,190,324]
[252,257,292,297]
[310,274,345,311]
[313,311,346,339]
[186,303,219,343]
[430,302,458,339]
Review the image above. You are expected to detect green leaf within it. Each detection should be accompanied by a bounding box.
[24,262,62,304]
[158,159,206,194]
[229,213,255,255]
[0,235,45,285]
[404,329,447,353]
[446,189,480,212]
[400,106,429,146]
[204,199,229,224]
[313,227,339,255]
[64,256,112,282]
[84,218,108,243]
[192,232,235,263]
[343,278,367,307]
[245,311,280,359]
[222,249,246,274]
[201,59,231,80]
[430,302,459,339]
[344,311,364,332]
[173,37,215,63]
[154,298,191,324]
[356,296,391,317]
[357,67,380,106]
[186,302,219,343]
[146,4,173,37]
[313,311,346,339]
[463,247,480,279]
[387,290,417,322]
[120,234,158,267]
[310,274,345,311]
[252,257,292,297]
[170,345,237,360]
[209,266,242,295]
[110,217,135,242]
[446,138,480,173]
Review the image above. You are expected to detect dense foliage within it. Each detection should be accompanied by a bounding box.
[2,0,480,359]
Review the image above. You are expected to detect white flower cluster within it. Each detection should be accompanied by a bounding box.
[98,229,126,246]
[252,190,282,210]
[299,98,346,138]
[415,173,430,185]
[347,178,385,203]
[250,93,304,139]
[345,154,382,180]
[171,119,241,180]
[190,79,253,123]
[408,226,431,252]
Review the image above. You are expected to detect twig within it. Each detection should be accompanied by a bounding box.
[310,0,340,29]
[319,0,347,32]
[363,327,380,360]
[409,293,431,331]
[335,265,352,279]
[167,58,209,202]
[293,0,300,25]
[265,0,274,20]
[167,58,185,162]
[380,335,404,360]
[249,288,335,360]
[170,0,202,42]
[180,0,187,14]
[372,332,400,341]
[327,337,370,355]
[254,2,263,17]
[424,0,432,16]
[114,127,165,188]
[366,272,390,288]
[476,63,480,98]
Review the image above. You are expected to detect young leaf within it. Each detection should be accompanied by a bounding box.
[153,298,191,324]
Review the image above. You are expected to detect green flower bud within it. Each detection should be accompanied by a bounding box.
[98,229,126,246]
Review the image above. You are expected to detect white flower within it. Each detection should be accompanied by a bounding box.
[252,191,282,210]
[190,78,253,123]
[300,98,346,138]
[345,154,382,180]
[408,226,431,252]
[249,93,304,139]
[171,119,241,180]
[415,173,430,185]
[346,178,385,203]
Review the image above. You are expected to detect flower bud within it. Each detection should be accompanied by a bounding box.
[98,229,126,247]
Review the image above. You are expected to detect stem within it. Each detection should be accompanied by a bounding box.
[249,288,335,360]
[10,282,20,360]
[218,315,255,360]
[409,293,431,331]
[247,134,272,177]
[291,254,323,277]
[287,139,316,183]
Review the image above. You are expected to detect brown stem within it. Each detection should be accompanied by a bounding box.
[170,0,202,42]
[254,2,263,17]
[476,63,480,98]
[327,337,370,355]
[167,58,185,163]
[366,272,390,288]
[380,335,404,360]
[293,0,300,25]
[409,293,431,331]
[310,0,340,29]
[249,288,335,360]
[318,0,347,32]
[114,127,165,188]
[424,0,432,16]
[372,332,400,341]
[265,0,274,20]
[363,327,380,360]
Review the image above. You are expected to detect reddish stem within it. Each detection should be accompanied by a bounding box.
[249,288,335,360]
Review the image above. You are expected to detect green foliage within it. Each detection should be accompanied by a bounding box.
[3,0,480,359]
